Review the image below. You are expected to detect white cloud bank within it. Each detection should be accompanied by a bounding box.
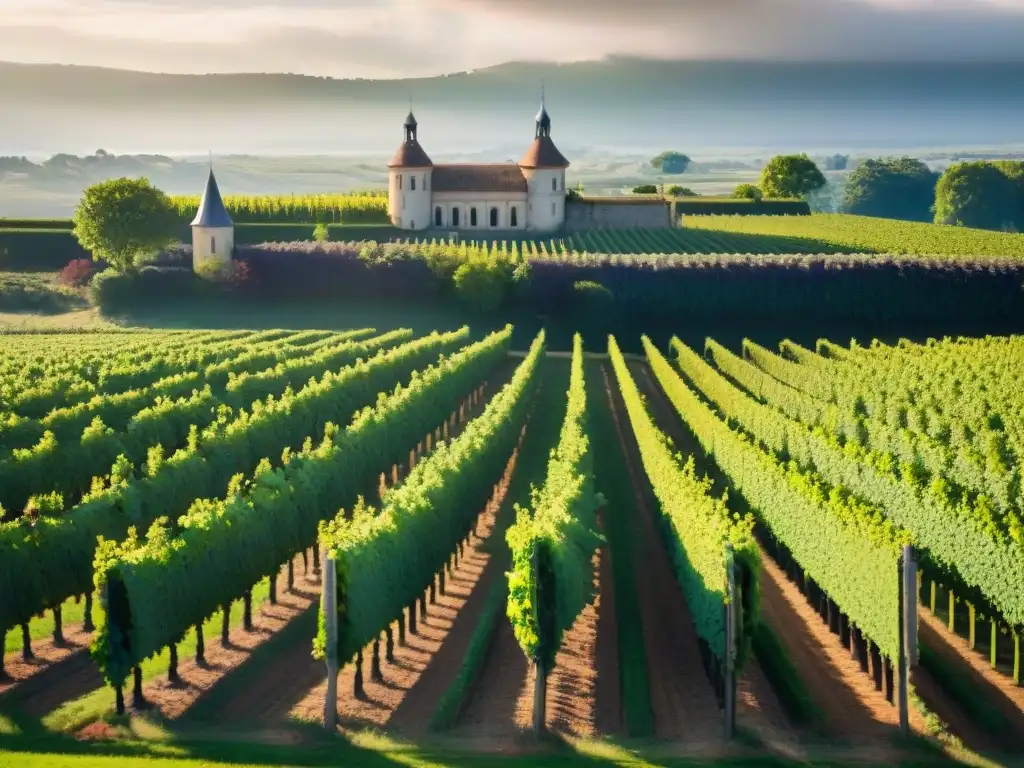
[1,0,1024,77]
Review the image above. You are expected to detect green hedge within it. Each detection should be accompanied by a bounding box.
[672,199,811,217]
[0,230,89,271]
[0,219,73,230]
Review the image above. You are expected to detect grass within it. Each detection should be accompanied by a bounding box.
[0,272,89,314]
[585,360,655,738]
[686,213,1024,259]
[4,594,99,656]
[38,575,279,733]
[750,622,821,729]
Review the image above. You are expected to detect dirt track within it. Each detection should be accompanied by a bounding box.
[602,363,724,745]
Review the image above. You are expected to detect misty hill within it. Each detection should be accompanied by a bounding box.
[4,58,1024,158]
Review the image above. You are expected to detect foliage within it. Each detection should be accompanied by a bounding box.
[316,329,541,663]
[666,186,698,197]
[170,191,389,225]
[312,223,329,243]
[840,158,938,222]
[613,337,759,668]
[759,155,826,199]
[725,337,1024,626]
[632,184,659,194]
[686,213,1024,258]
[452,256,508,313]
[650,151,692,174]
[823,154,850,171]
[934,161,1021,231]
[0,327,482,641]
[732,184,762,201]
[91,327,513,686]
[73,178,181,272]
[506,335,602,670]
[656,338,907,660]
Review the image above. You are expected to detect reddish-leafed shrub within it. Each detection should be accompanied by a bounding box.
[58,259,95,287]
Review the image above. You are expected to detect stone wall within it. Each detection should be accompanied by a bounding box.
[564,198,672,231]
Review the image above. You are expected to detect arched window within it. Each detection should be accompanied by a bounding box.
[490,207,499,227]
[411,176,416,191]
[470,208,478,227]
[452,207,460,227]
[398,175,403,190]
[435,206,443,226]
[552,177,557,191]
[211,236,216,254]
[510,207,518,227]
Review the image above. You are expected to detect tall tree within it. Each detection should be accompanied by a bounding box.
[934,162,1016,230]
[759,154,826,199]
[650,151,692,174]
[73,177,181,272]
[841,158,938,222]
[732,183,763,200]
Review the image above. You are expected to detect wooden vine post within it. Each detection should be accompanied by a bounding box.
[898,544,917,739]
[322,551,338,731]
[723,544,738,740]
[531,546,547,735]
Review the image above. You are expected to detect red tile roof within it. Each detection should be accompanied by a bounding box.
[388,140,433,168]
[518,136,570,169]
[431,164,527,193]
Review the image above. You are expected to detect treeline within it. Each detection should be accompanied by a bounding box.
[842,158,1024,231]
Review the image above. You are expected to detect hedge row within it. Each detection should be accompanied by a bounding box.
[672,200,811,217]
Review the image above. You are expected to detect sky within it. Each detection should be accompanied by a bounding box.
[1,0,1024,78]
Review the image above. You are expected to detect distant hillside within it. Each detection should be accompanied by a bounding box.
[4,58,1024,108]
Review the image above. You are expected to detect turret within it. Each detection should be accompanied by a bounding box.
[518,91,569,232]
[387,110,433,230]
[191,166,234,271]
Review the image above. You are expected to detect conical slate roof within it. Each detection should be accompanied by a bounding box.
[190,169,233,227]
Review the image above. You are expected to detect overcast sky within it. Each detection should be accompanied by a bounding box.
[2,0,1024,78]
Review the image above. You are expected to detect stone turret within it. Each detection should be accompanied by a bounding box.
[191,166,234,271]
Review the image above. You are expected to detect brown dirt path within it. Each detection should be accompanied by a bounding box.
[139,554,320,721]
[202,372,514,730]
[628,361,800,749]
[545,540,621,739]
[601,363,724,745]
[289,442,520,733]
[918,610,1024,751]
[0,623,94,699]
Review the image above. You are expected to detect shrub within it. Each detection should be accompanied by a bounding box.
[732,184,763,201]
[667,186,698,197]
[572,280,614,309]
[453,257,506,313]
[313,223,330,242]
[58,259,95,287]
[632,184,659,195]
[89,268,137,308]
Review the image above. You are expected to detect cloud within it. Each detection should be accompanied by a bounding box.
[1,0,1023,77]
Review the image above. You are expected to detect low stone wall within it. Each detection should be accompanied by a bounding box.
[565,198,672,231]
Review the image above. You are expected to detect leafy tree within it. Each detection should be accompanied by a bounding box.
[632,184,659,194]
[759,155,826,199]
[934,162,1016,230]
[841,158,938,222]
[313,223,330,242]
[667,186,698,196]
[732,183,763,201]
[73,178,180,272]
[650,151,692,174]
[991,160,1024,229]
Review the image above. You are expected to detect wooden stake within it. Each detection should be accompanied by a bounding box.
[243,589,253,631]
[21,623,33,660]
[322,554,338,730]
[968,603,976,649]
[221,604,231,646]
[53,605,64,646]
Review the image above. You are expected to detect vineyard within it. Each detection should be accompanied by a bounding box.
[686,213,1024,259]
[169,192,390,224]
[1,328,1022,765]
